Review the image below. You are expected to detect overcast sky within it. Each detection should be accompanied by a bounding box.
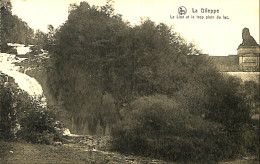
[11,0,259,56]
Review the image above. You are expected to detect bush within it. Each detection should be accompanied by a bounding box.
[18,108,63,144]
[111,95,234,162]
[0,83,63,144]
[0,85,18,140]
[242,81,260,115]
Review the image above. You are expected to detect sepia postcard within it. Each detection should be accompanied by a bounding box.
[0,0,259,163]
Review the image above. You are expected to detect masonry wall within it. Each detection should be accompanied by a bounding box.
[237,46,260,72]
[210,55,239,72]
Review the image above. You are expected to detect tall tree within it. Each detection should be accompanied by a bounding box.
[0,0,34,52]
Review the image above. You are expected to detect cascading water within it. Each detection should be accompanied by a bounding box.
[1,44,72,136]
[0,44,46,105]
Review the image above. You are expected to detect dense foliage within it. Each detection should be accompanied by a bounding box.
[112,95,233,162]
[112,82,258,162]
[47,1,206,134]
[42,1,259,161]
[0,83,62,144]
[0,0,34,52]
[0,0,252,162]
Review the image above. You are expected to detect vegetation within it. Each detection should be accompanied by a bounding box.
[47,1,204,134]
[0,0,34,52]
[242,80,260,115]
[112,90,258,162]
[0,0,52,54]
[43,1,258,162]
[112,95,231,162]
[0,0,258,162]
[0,83,62,144]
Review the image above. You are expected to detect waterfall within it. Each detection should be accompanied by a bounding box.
[0,44,46,105]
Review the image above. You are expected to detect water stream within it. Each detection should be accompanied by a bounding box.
[0,44,45,104]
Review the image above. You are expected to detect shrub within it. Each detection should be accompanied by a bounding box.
[0,85,18,140]
[18,108,63,144]
[111,95,234,162]
[0,83,63,144]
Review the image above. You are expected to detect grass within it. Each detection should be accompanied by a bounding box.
[0,140,169,164]
[0,140,123,163]
[1,139,258,164]
[0,140,94,164]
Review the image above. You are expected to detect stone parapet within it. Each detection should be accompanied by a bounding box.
[237,46,260,56]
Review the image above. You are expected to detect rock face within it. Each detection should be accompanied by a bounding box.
[239,28,259,47]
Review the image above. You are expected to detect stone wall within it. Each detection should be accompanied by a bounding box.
[210,55,239,72]
[209,46,260,72]
[237,46,260,72]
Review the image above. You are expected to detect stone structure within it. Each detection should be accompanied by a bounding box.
[237,28,260,72]
[239,28,259,47]
[237,46,260,72]
[211,28,260,72]
[211,55,239,72]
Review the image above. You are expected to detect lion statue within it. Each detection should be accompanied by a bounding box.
[240,28,259,47]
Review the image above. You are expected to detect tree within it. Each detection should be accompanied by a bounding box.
[0,0,34,52]
[0,0,12,12]
[46,24,55,50]
[48,4,253,157]
[48,1,129,134]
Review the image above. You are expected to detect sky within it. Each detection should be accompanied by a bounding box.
[11,0,259,56]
